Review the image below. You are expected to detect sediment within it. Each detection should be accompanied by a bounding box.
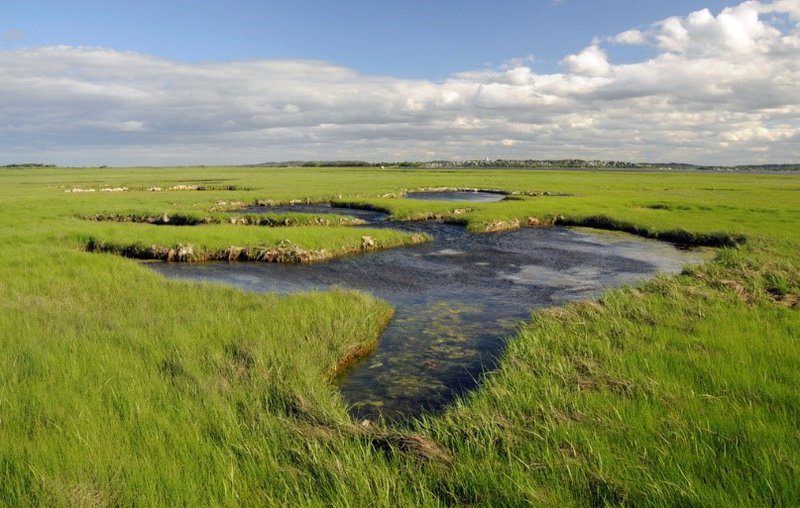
[65,184,246,193]
[84,234,430,264]
[84,212,364,227]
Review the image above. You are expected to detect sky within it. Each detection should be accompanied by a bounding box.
[1,0,799,165]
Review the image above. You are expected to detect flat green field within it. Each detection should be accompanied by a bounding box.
[1,166,798,506]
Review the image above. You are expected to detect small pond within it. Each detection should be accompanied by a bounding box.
[404,190,506,202]
[148,204,706,422]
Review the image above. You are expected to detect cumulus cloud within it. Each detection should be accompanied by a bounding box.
[656,2,782,55]
[560,44,614,77]
[1,1,799,165]
[610,29,648,45]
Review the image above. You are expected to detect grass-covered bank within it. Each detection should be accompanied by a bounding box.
[1,166,799,505]
[0,248,403,505]
[419,238,799,505]
[80,222,429,263]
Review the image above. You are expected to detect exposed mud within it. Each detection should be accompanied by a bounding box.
[85,234,429,264]
[65,184,248,193]
[84,211,363,227]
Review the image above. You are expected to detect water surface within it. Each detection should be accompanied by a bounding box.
[149,205,705,421]
[404,190,506,202]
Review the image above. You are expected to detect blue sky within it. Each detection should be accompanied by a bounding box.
[1,0,798,165]
[0,0,741,77]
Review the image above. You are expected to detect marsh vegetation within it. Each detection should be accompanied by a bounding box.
[0,166,798,505]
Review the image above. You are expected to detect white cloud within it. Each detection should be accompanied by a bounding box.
[656,2,782,55]
[1,1,799,165]
[762,0,800,20]
[611,29,648,45]
[560,45,614,77]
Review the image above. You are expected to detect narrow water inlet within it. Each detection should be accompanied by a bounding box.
[147,202,707,422]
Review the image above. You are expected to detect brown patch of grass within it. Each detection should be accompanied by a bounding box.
[770,292,799,308]
[364,430,452,463]
[718,279,755,304]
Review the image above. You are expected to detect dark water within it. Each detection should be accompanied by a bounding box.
[404,190,506,202]
[148,204,705,421]
[239,203,388,223]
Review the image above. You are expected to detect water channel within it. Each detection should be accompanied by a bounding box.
[148,192,706,421]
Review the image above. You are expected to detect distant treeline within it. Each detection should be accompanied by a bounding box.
[720,164,800,172]
[248,159,800,171]
[2,163,58,168]
[246,160,374,168]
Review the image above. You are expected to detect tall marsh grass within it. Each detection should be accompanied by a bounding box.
[0,165,798,505]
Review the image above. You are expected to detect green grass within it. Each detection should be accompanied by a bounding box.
[1,165,798,505]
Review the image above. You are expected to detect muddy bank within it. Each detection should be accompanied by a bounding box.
[328,309,395,380]
[65,184,248,193]
[84,211,364,227]
[85,234,429,264]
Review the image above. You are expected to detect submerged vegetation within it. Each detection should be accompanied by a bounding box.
[0,166,798,505]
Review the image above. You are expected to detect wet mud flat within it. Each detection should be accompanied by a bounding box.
[149,202,706,422]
